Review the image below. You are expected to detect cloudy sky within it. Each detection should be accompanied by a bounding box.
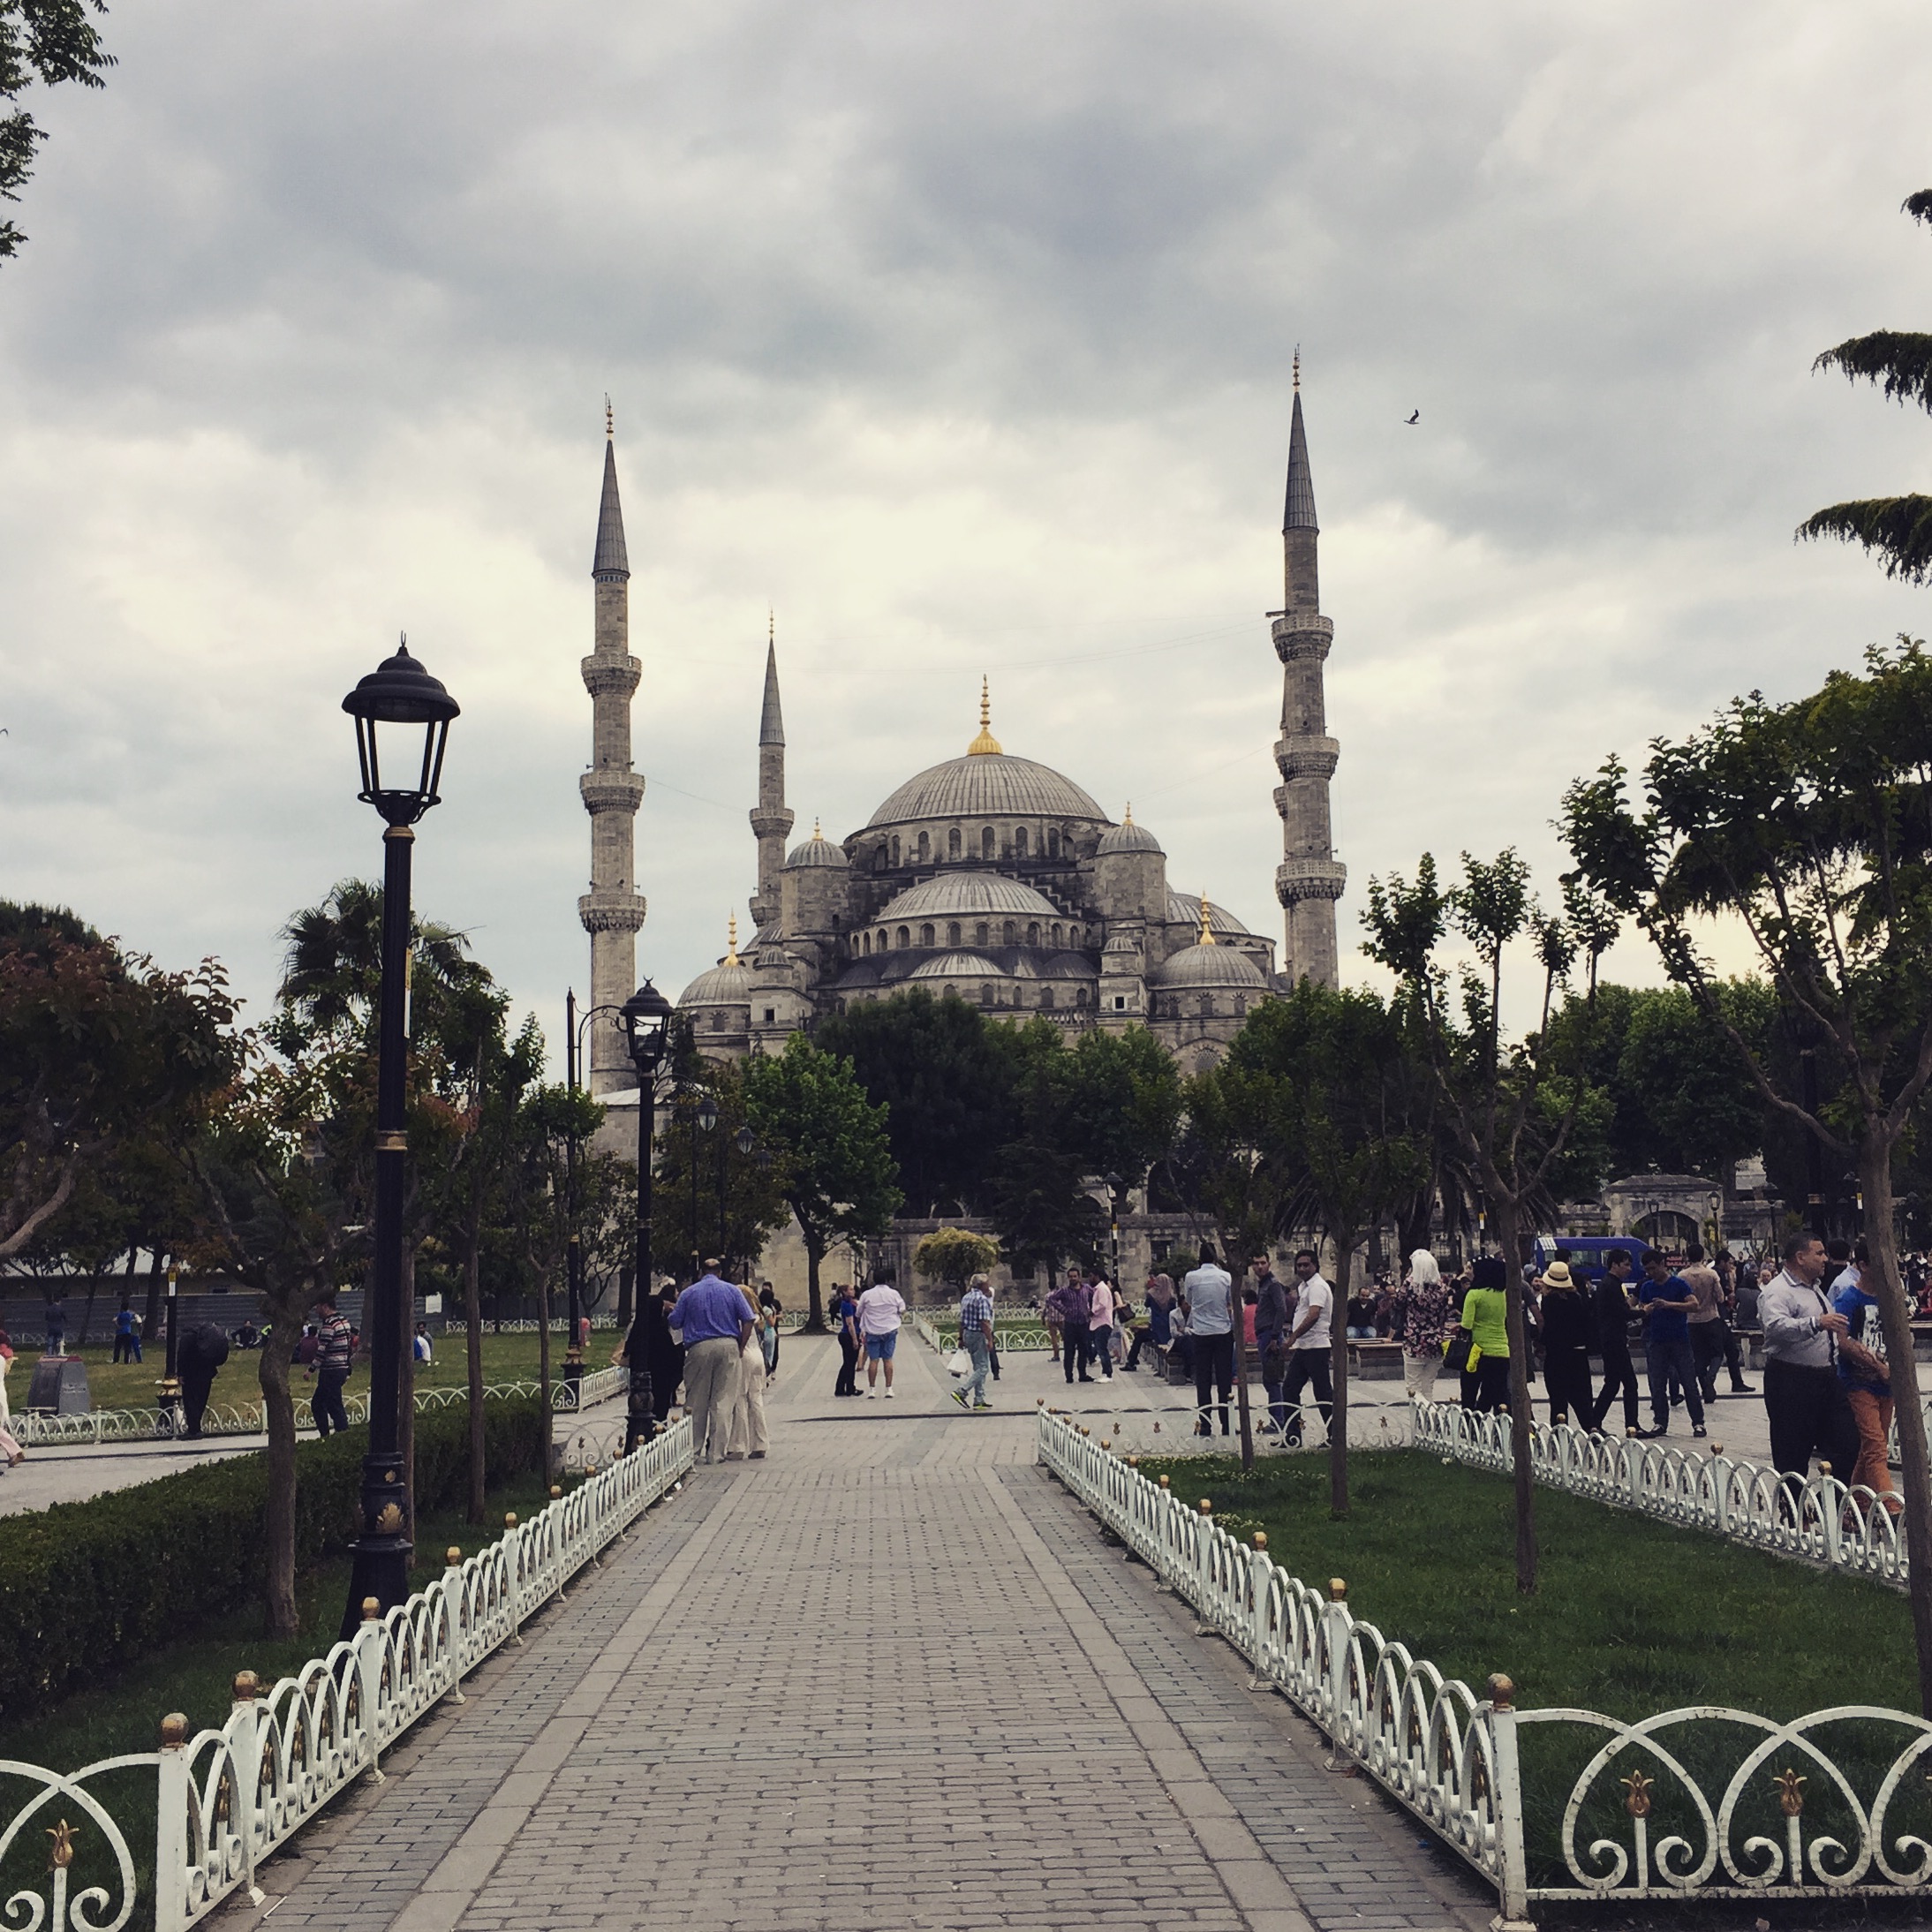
[3,0,1928,1056]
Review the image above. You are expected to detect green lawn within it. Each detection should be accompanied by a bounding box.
[1138,1451,1915,1718]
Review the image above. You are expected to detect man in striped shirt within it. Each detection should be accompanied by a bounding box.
[313,1294,354,1438]
[952,1275,996,1411]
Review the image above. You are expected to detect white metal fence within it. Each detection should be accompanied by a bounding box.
[10,1369,630,1449]
[0,1415,694,1932]
[1038,1407,1932,1915]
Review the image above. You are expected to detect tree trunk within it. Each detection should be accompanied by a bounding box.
[143,1249,166,1353]
[258,1303,302,1639]
[1227,1252,1255,1471]
[464,1215,486,1526]
[1860,1130,1932,1715]
[1495,1203,1539,1595]
[399,1245,417,1537]
[1330,1229,1354,1519]
[537,1265,553,1483]
[805,1234,825,1330]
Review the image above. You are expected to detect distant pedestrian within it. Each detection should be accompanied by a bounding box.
[1681,1243,1750,1400]
[1636,1250,1705,1440]
[1760,1232,1860,1483]
[1182,1245,1235,1438]
[1127,1272,1174,1372]
[1586,1249,1642,1435]
[112,1302,141,1363]
[1456,1257,1512,1415]
[313,1296,354,1437]
[669,1261,756,1463]
[1535,1260,1592,1428]
[758,1283,783,1375]
[412,1322,434,1366]
[1252,1253,1291,1435]
[1396,1251,1453,1401]
[177,1321,230,1439]
[43,1295,65,1358]
[1281,1250,1334,1448]
[1833,1244,1896,1505]
[1086,1269,1116,1381]
[833,1283,861,1397]
[857,1272,907,1399]
[728,1285,771,1460]
[0,1329,23,1466]
[951,1273,996,1411]
[1048,1271,1093,1385]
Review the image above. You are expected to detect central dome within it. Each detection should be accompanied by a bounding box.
[875,871,1062,924]
[866,752,1108,831]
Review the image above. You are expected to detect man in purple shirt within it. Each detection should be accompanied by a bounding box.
[669,1262,756,1463]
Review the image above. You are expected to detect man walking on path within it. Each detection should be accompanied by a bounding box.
[1637,1249,1705,1439]
[1182,1245,1234,1437]
[1280,1249,1334,1449]
[952,1272,996,1411]
[313,1294,353,1437]
[1587,1249,1642,1436]
[670,1262,755,1462]
[1682,1242,1754,1401]
[857,1272,907,1398]
[1762,1232,1861,1483]
[1085,1268,1116,1382]
[1252,1253,1291,1436]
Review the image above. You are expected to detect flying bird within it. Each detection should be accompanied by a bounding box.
[1404,410,1420,426]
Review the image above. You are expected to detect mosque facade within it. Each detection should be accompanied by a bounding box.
[582,381,1343,1079]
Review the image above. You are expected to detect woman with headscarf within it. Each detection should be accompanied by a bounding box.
[1457,1257,1513,1415]
[1396,1251,1453,1401]
[1128,1272,1176,1373]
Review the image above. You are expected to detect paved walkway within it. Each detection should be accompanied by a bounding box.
[223,1332,1494,1932]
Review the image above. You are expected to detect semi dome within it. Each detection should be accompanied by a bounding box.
[1041,950,1099,978]
[1166,891,1249,938]
[909,951,1005,980]
[867,754,1107,831]
[875,872,1062,924]
[785,822,849,868]
[1155,942,1268,990]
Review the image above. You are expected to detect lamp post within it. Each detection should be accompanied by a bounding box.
[620,980,673,1453]
[338,638,459,1640]
[158,1263,183,1435]
[725,1124,754,1272]
[1105,1172,1125,1301]
[691,1091,717,1275]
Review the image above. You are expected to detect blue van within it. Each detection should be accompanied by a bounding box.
[1533,1234,1649,1287]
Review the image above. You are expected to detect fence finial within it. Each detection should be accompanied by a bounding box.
[1486,1672,1515,1709]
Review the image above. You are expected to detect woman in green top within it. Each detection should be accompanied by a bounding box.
[1456,1256,1513,1415]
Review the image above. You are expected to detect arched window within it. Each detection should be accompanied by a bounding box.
[1074,985,1088,1008]
[1002,919,1016,947]
[1052,923,1063,948]
[1015,826,1029,858]
[920,923,935,947]
[982,826,996,860]
[947,921,961,947]
[979,985,993,1008]
[1026,922,1039,947]
[975,921,989,947]
[1235,994,1247,1015]
[1198,994,1213,1018]
[890,835,902,866]
[917,831,931,864]
[1046,826,1060,859]
[897,926,909,948]
[1041,985,1055,1010]
[861,932,871,956]
[872,846,887,872]
[947,827,961,861]
[710,1011,723,1031]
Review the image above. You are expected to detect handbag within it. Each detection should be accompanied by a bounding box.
[946,1347,971,1377]
[1441,1329,1474,1375]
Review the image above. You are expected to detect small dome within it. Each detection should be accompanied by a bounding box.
[1041,950,1099,978]
[1155,943,1268,990]
[909,951,1006,980]
[834,958,884,990]
[1097,808,1163,857]
[680,959,753,1006]
[1166,891,1249,938]
[874,871,1062,924]
[786,821,849,868]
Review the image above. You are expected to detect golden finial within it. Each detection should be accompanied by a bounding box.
[605,394,613,439]
[769,607,774,645]
[47,1819,77,1870]
[1123,801,1134,825]
[813,817,824,841]
[725,915,739,967]
[1293,346,1301,391]
[1198,894,1216,946]
[967,676,1002,756]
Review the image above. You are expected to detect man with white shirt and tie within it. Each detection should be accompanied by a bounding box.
[1759,1232,1860,1483]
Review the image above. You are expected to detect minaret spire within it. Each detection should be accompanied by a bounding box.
[1271,367,1345,985]
[578,415,647,1091]
[749,616,795,929]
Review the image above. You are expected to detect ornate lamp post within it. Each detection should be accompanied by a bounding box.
[1105,1171,1125,1300]
[621,980,673,1452]
[338,638,458,1639]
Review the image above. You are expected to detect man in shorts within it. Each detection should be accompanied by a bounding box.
[857,1272,907,1398]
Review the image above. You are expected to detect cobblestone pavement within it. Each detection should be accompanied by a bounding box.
[222,1333,1493,1932]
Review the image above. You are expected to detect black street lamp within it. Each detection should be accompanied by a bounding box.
[338,638,459,1640]
[1106,1171,1125,1300]
[723,1123,755,1272]
[157,1262,183,1435]
[621,980,674,1452]
[690,1091,717,1276]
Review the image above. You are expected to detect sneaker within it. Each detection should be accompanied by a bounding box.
[885,1387,895,1399]
[972,1400,992,1410]
[866,1387,877,1399]
[1730,1383,1757,1395]
[1637,1425,1667,1438]
[952,1388,970,1409]
[1692,1425,1708,1439]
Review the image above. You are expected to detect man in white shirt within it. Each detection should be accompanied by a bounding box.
[1281,1249,1334,1449]
[856,1271,908,1399]
[1181,1244,1235,1438]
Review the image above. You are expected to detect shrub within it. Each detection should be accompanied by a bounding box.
[913,1226,1000,1292]
[0,1396,544,1724]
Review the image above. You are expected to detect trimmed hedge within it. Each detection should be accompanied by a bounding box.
[0,1396,545,1722]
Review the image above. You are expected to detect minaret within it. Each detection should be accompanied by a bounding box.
[577,407,647,1093]
[748,615,794,931]
[1272,357,1346,985]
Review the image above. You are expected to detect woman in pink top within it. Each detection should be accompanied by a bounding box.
[1087,1275,1115,1381]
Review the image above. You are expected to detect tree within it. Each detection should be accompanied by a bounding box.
[650,1064,790,1282]
[816,991,1017,1213]
[912,1226,1000,1294]
[0,0,111,261]
[1797,192,1932,585]
[1561,637,1932,1712]
[743,1035,901,1325]
[1362,850,1615,1591]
